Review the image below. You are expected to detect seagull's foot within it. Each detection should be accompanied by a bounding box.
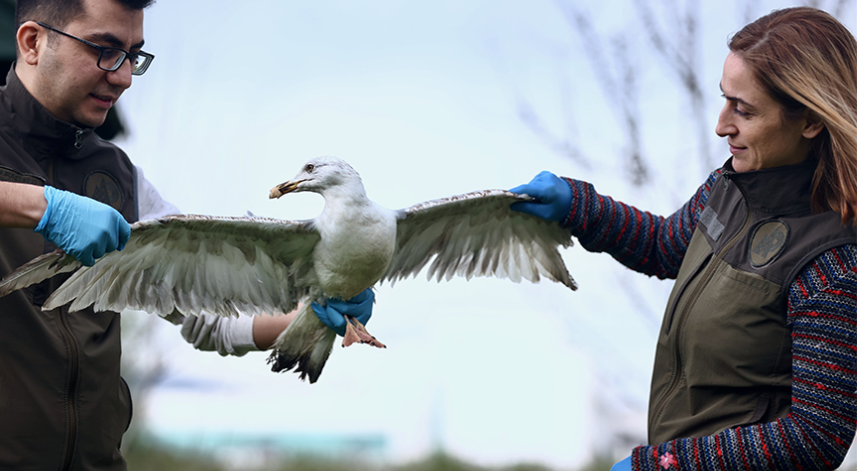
[342,316,386,349]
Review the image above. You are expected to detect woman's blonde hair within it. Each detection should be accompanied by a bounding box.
[730,7,857,224]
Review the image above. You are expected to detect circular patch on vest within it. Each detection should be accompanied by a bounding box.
[84,171,124,211]
[749,220,789,268]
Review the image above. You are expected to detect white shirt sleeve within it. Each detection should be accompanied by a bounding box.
[179,314,258,357]
[134,165,260,356]
[135,165,180,220]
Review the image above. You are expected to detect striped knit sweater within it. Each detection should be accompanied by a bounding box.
[562,170,857,470]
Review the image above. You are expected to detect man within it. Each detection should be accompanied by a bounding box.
[0,0,371,468]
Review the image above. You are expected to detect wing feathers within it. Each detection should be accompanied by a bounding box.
[10,215,323,316]
[383,190,576,290]
[0,251,80,297]
[0,191,575,321]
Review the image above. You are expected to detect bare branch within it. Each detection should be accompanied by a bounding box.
[517,100,591,169]
[631,0,713,169]
[554,2,620,101]
[828,0,851,17]
[612,36,649,185]
[554,0,651,185]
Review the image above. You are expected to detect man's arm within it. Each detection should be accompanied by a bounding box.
[253,311,297,349]
[0,181,47,228]
[0,181,130,265]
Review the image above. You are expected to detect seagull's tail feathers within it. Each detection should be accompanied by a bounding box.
[0,250,80,298]
[268,302,336,383]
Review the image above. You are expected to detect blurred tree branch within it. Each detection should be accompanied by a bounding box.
[630,0,713,171]
[553,1,650,186]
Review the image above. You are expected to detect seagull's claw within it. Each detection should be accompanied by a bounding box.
[342,316,386,349]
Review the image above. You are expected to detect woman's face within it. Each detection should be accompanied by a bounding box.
[715,52,822,173]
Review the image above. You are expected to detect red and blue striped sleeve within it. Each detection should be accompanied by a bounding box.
[561,170,721,279]
[630,244,857,470]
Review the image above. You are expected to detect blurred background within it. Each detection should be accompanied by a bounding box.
[67,0,857,469]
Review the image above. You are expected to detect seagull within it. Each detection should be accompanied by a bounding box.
[0,156,576,383]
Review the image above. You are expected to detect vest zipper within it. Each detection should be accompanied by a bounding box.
[74,129,84,149]
[57,308,80,471]
[46,156,80,470]
[650,182,752,428]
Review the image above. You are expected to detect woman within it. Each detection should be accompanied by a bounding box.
[511,7,857,470]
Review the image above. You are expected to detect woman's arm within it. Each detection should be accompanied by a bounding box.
[561,170,721,279]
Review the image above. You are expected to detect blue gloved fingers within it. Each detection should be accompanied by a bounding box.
[117,216,131,251]
[311,288,376,336]
[75,248,96,267]
[344,288,373,305]
[311,301,348,336]
[325,288,375,326]
[508,171,572,223]
[509,201,555,221]
[35,186,131,266]
[508,184,531,195]
[610,455,632,471]
[508,171,560,198]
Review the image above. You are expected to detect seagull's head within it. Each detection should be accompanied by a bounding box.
[270,156,363,199]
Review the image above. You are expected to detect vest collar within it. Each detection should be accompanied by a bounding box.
[722,157,816,216]
[1,65,93,159]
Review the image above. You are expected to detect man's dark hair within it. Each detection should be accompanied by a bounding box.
[15,0,155,29]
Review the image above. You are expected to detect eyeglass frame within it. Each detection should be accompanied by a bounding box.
[34,21,154,76]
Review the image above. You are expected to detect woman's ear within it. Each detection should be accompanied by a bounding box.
[803,110,825,139]
[17,22,43,66]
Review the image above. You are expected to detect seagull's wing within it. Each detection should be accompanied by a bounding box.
[0,215,321,317]
[0,250,80,294]
[382,189,577,290]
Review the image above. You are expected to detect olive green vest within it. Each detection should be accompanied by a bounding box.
[648,160,857,444]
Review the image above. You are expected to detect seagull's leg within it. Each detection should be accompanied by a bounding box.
[342,316,386,349]
[341,318,363,347]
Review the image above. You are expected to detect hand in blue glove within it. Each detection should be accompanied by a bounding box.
[34,186,131,266]
[611,455,632,471]
[311,288,375,336]
[509,171,572,223]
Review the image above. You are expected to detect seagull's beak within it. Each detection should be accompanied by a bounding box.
[270,180,305,199]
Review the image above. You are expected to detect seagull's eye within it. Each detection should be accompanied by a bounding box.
[305,164,315,173]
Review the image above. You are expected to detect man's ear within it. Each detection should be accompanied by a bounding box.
[803,110,825,140]
[17,22,43,66]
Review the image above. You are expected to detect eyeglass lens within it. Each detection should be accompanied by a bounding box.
[99,49,150,75]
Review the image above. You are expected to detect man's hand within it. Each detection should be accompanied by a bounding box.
[509,171,572,223]
[34,186,131,266]
[312,288,375,336]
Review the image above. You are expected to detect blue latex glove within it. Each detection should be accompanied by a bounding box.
[34,186,131,266]
[311,288,375,336]
[611,455,632,471]
[509,171,572,223]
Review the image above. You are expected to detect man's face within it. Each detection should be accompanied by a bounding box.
[35,0,144,128]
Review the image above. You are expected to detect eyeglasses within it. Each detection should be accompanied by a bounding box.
[35,21,154,76]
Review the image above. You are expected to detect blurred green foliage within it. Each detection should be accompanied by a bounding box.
[124,443,857,471]
[123,442,620,471]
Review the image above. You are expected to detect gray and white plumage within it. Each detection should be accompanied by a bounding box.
[0,156,576,382]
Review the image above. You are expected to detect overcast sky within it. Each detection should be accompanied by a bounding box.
[113,1,857,468]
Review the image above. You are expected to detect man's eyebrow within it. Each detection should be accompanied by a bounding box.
[719,82,756,109]
[87,31,145,50]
